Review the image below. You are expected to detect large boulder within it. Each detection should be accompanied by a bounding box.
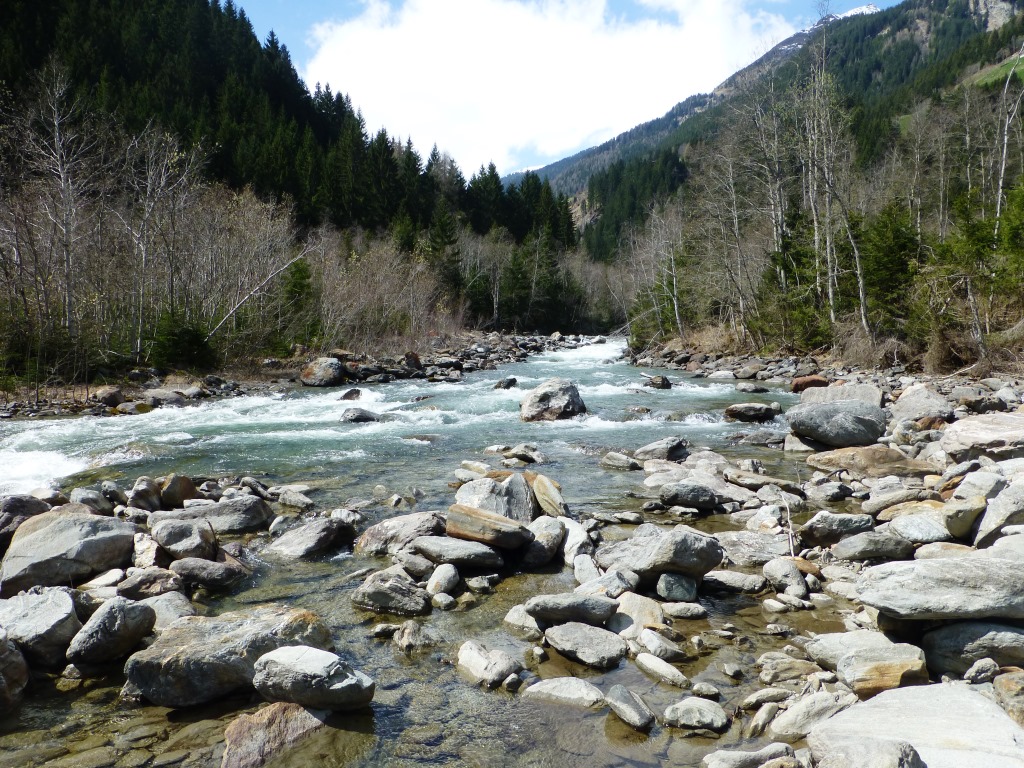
[544,622,627,669]
[445,505,534,549]
[519,378,587,421]
[0,512,136,596]
[0,628,28,714]
[0,495,51,558]
[66,596,156,665]
[0,588,82,667]
[354,512,445,556]
[300,358,346,387]
[801,383,883,407]
[940,412,1024,462]
[351,566,431,616]
[410,536,504,569]
[455,474,537,523]
[524,593,619,626]
[147,496,273,535]
[457,640,522,688]
[595,525,724,581]
[973,479,1024,548]
[151,518,217,561]
[807,684,1024,768]
[123,604,331,707]
[857,557,1024,621]
[786,401,887,448]
[221,703,333,768]
[520,677,605,708]
[663,697,730,732]
[265,518,354,559]
[806,445,937,480]
[890,384,954,424]
[922,622,1024,676]
[634,437,689,462]
[768,691,859,743]
[252,646,374,711]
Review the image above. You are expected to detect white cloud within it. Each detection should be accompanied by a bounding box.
[303,0,796,176]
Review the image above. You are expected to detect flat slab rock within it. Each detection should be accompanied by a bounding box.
[857,556,1024,621]
[520,677,604,708]
[221,702,332,768]
[595,525,724,579]
[940,412,1024,462]
[807,683,1024,768]
[123,604,331,707]
[544,622,627,669]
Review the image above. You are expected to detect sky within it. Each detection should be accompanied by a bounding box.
[237,0,902,176]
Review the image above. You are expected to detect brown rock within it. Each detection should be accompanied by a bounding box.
[445,505,534,550]
[221,702,330,768]
[806,445,936,480]
[792,375,828,393]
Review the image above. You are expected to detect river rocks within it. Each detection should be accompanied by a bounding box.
[595,525,724,580]
[66,596,156,665]
[601,452,642,470]
[702,743,795,768]
[221,702,331,768]
[0,494,50,558]
[806,444,936,479]
[634,437,689,462]
[339,407,379,423]
[857,557,1024,620]
[804,630,894,671]
[657,573,699,602]
[635,652,689,687]
[520,677,605,708]
[701,570,767,593]
[519,378,587,421]
[445,504,534,549]
[524,593,619,625]
[663,697,730,732]
[922,622,1024,676]
[454,475,537,522]
[763,558,809,599]
[660,474,755,510]
[0,588,82,667]
[974,478,1024,547]
[0,628,28,714]
[300,358,346,387]
[714,530,792,567]
[890,383,954,424]
[801,383,883,407]
[521,516,565,568]
[836,643,928,698]
[351,566,431,616]
[768,690,858,742]
[800,511,874,547]
[807,684,1024,767]
[411,536,503,569]
[265,518,354,559]
[606,684,655,730]
[724,403,778,423]
[786,401,887,448]
[940,412,1024,461]
[123,604,331,707]
[252,646,374,710]
[0,512,136,596]
[127,477,163,512]
[545,622,627,668]
[529,473,569,517]
[169,556,247,590]
[354,511,445,556]
[148,496,273,535]
[160,474,197,509]
[457,640,522,688]
[151,518,217,561]
[831,530,915,561]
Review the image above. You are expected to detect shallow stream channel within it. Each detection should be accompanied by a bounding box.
[0,338,857,768]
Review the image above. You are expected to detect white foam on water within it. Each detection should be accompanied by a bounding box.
[0,450,89,495]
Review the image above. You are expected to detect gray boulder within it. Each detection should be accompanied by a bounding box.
[0,494,50,558]
[147,496,273,535]
[351,566,431,616]
[940,412,1024,461]
[354,511,445,556]
[300,357,346,387]
[410,536,503,569]
[126,477,163,512]
[0,512,136,596]
[151,518,217,561]
[805,630,894,671]
[457,640,522,688]
[0,588,82,667]
[807,684,1024,768]
[701,744,795,768]
[544,622,627,669]
[801,383,883,407]
[524,593,619,626]
[595,525,724,580]
[662,697,730,732]
[123,604,331,707]
[974,478,1024,548]
[714,530,792,567]
[68,488,114,515]
[519,378,587,421]
[724,403,778,422]
[769,690,859,743]
[169,556,247,590]
[66,596,156,665]
[140,591,196,631]
[265,518,354,559]
[857,557,1024,620]
[634,437,689,462]
[252,645,374,710]
[521,516,565,568]
[0,628,28,714]
[890,384,954,424]
[922,622,1024,676]
[800,511,874,547]
[606,685,655,731]
[520,677,605,708]
[786,400,887,448]
[832,530,915,561]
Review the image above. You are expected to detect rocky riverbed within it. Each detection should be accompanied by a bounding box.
[2,336,1024,767]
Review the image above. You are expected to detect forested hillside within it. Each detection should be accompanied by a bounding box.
[608,0,1024,373]
[0,0,583,387]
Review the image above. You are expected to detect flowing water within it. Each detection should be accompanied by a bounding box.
[0,339,847,768]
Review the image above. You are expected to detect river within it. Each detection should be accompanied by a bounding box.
[0,338,846,768]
